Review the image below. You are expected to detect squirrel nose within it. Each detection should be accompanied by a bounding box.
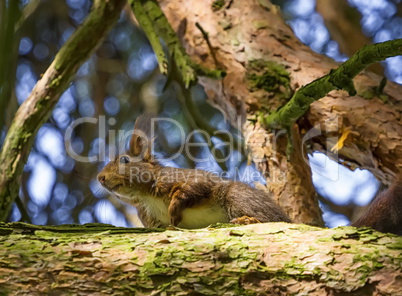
[98,173,106,184]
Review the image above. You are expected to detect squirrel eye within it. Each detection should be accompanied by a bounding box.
[119,156,130,164]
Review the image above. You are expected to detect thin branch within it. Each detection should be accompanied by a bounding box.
[129,0,234,169]
[0,0,127,222]
[195,22,219,67]
[262,39,402,129]
[130,0,168,75]
[15,0,40,33]
[14,196,31,224]
[128,0,226,88]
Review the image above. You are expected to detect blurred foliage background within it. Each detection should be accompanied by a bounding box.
[1,0,401,227]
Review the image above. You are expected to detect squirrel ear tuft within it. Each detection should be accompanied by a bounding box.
[129,113,157,161]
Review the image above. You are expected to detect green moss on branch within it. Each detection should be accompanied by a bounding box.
[129,0,225,88]
[0,222,401,294]
[262,39,402,129]
[131,0,168,75]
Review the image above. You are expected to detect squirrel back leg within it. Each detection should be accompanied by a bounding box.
[220,182,291,223]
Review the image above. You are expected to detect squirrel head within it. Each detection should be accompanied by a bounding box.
[97,114,160,205]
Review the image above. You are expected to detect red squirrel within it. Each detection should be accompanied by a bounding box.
[97,115,401,234]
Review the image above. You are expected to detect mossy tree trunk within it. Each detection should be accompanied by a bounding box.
[0,222,401,295]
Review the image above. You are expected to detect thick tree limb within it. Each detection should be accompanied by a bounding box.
[0,222,401,295]
[262,39,402,130]
[0,0,127,222]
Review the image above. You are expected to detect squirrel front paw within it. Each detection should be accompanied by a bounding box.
[169,212,182,227]
[168,196,183,227]
[230,216,261,225]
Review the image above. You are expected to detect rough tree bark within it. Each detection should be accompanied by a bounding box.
[0,222,401,295]
[157,0,402,224]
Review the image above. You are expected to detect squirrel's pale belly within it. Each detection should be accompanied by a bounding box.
[142,196,229,228]
[179,204,229,228]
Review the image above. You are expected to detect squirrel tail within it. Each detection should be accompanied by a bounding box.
[352,176,402,235]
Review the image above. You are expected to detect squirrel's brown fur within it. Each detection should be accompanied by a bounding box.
[98,114,290,228]
[98,114,401,234]
[352,178,402,235]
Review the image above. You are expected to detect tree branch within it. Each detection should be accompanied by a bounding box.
[0,0,21,131]
[130,0,169,75]
[129,0,225,88]
[0,0,127,222]
[262,39,402,129]
[0,222,401,295]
